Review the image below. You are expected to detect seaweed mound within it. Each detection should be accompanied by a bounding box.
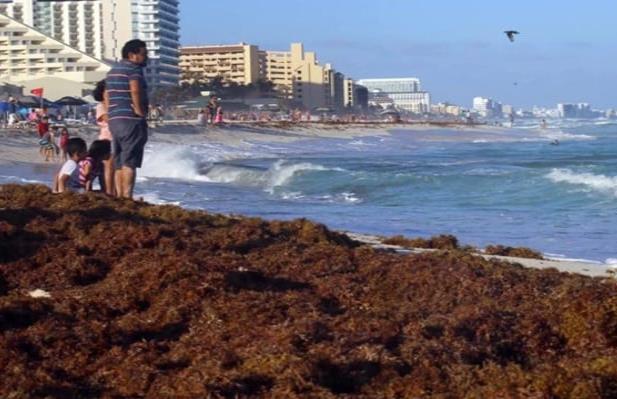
[382,234,460,250]
[484,244,544,260]
[1,184,616,398]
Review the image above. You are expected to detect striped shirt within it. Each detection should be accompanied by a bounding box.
[106,60,149,121]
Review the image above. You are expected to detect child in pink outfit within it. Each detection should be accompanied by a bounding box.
[93,80,114,195]
[214,106,224,124]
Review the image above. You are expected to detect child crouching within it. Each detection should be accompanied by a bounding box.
[53,137,88,193]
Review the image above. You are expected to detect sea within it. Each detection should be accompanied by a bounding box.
[2,119,616,266]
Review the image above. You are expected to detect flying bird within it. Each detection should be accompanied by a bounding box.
[504,30,519,42]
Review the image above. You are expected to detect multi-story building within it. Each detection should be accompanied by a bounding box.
[101,0,180,88]
[179,43,261,85]
[0,0,103,58]
[0,0,34,25]
[264,43,335,110]
[0,13,110,99]
[1,0,180,89]
[258,42,341,110]
[431,102,462,117]
[356,78,430,113]
[473,96,502,118]
[179,41,349,110]
[343,78,356,108]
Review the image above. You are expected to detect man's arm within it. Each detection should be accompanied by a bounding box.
[129,80,144,117]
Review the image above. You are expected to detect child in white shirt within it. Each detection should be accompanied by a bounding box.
[53,137,88,193]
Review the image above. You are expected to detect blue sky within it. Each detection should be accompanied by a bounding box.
[179,0,617,108]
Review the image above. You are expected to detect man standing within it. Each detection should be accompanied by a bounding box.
[105,39,149,199]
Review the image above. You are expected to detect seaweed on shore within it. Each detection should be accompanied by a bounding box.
[382,234,461,250]
[484,244,544,259]
[1,184,616,398]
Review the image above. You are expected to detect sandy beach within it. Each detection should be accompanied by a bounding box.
[0,121,612,278]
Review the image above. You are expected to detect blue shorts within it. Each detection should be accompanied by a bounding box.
[109,118,148,169]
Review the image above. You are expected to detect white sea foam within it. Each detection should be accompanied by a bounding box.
[202,160,337,193]
[539,129,594,141]
[141,145,209,182]
[546,168,617,197]
[605,258,617,267]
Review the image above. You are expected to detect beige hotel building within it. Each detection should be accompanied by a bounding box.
[180,42,343,110]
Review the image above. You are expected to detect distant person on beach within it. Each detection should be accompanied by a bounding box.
[214,106,223,124]
[38,116,53,160]
[93,79,115,196]
[37,115,49,139]
[59,128,70,161]
[105,39,149,199]
[197,109,207,125]
[28,109,38,122]
[79,140,112,192]
[53,137,87,193]
[207,95,218,124]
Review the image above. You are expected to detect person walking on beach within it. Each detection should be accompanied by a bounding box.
[105,39,149,199]
[93,79,115,196]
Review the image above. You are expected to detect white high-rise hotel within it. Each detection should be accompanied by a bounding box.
[0,0,180,88]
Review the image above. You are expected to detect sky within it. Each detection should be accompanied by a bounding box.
[179,0,617,109]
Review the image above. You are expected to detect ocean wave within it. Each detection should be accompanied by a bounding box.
[539,129,594,141]
[141,146,209,182]
[202,160,338,193]
[319,192,362,204]
[546,168,617,197]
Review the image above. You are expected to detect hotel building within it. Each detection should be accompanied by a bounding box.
[0,13,110,99]
[356,77,431,113]
[1,0,180,88]
[179,42,344,110]
[179,43,261,85]
[101,0,180,88]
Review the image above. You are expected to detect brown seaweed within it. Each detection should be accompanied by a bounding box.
[1,184,616,398]
[484,244,544,259]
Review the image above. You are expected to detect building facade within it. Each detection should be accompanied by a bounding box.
[1,0,104,58]
[473,96,502,118]
[1,0,180,89]
[0,13,110,99]
[101,0,180,88]
[179,43,260,85]
[356,78,430,113]
[178,41,349,110]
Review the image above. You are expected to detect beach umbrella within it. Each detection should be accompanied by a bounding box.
[16,95,55,108]
[81,95,96,104]
[54,96,88,106]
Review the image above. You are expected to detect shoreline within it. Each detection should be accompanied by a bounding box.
[0,122,612,278]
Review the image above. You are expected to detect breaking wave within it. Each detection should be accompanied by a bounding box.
[546,168,617,197]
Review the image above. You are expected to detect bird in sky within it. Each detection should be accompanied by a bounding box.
[504,30,519,42]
